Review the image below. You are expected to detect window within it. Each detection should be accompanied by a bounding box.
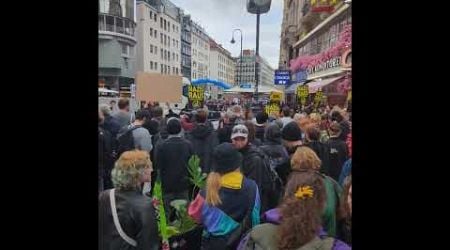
[168,22,170,32]
[121,43,127,55]
[168,37,170,47]
[173,39,175,47]
[164,65,167,74]
[168,66,171,74]
[150,61,153,70]
[168,51,170,62]
[150,11,153,19]
[150,28,153,37]
[155,62,158,70]
[161,49,163,59]
[176,54,178,61]
[154,30,157,37]
[173,24,175,32]
[150,45,153,53]
[160,33,163,43]
[161,64,164,74]
[155,46,157,54]
[164,20,166,30]
[154,14,157,22]
[164,34,167,46]
[172,52,175,60]
[160,17,163,28]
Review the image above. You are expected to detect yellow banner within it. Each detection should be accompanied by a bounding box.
[265,103,280,117]
[270,92,282,102]
[297,85,309,106]
[188,85,205,107]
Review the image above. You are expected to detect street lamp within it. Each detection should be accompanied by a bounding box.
[230,29,243,86]
[247,0,272,102]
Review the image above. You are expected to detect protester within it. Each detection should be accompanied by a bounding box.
[304,124,331,176]
[280,107,293,128]
[110,100,117,112]
[100,104,121,139]
[150,106,169,140]
[231,124,273,213]
[99,150,159,250]
[327,123,349,181]
[244,120,262,146]
[260,124,290,186]
[154,118,193,220]
[320,113,331,143]
[217,111,236,143]
[330,110,350,141]
[238,170,350,250]
[180,112,194,132]
[290,147,342,237]
[254,112,268,143]
[188,143,260,250]
[338,175,352,246]
[231,105,244,124]
[185,109,219,173]
[99,110,115,190]
[117,109,153,157]
[113,98,132,129]
[282,121,303,157]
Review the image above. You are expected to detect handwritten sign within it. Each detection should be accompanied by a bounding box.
[297,85,309,106]
[314,90,323,109]
[270,92,282,103]
[188,85,205,108]
[265,103,280,117]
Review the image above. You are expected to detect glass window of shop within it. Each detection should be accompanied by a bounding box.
[105,16,114,32]
[116,18,124,34]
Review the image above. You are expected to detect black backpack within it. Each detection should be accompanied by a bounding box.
[117,126,141,157]
[255,149,284,211]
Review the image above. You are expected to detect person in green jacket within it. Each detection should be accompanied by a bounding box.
[290,146,342,237]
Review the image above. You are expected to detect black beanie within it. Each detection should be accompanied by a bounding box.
[167,118,182,135]
[212,143,242,174]
[282,121,302,141]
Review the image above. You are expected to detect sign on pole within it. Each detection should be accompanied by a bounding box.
[274,70,291,85]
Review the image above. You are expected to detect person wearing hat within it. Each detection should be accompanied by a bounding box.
[154,117,193,220]
[231,124,273,213]
[254,112,268,143]
[188,143,260,250]
[281,121,303,157]
[327,122,349,182]
[260,124,290,185]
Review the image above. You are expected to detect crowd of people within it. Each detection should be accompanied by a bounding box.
[99,98,352,250]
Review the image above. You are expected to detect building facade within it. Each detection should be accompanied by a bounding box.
[235,49,275,87]
[191,22,210,80]
[136,0,181,76]
[287,1,352,107]
[99,0,137,91]
[209,39,235,85]
[180,14,192,81]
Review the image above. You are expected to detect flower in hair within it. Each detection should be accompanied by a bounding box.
[295,186,314,199]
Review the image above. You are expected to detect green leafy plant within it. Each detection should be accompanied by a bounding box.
[187,155,206,200]
[169,199,197,235]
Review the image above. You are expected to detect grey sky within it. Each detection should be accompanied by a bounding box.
[170,0,283,69]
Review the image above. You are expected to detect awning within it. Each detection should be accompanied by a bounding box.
[223,84,283,94]
[307,76,344,93]
[285,82,305,94]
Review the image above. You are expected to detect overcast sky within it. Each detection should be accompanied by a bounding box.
[170,0,284,69]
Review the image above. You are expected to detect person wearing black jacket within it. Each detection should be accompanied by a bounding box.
[304,124,331,176]
[217,111,236,143]
[231,124,272,213]
[327,122,349,181]
[331,110,350,141]
[99,150,159,250]
[254,112,268,143]
[260,124,290,185]
[99,111,115,190]
[154,118,193,220]
[185,109,219,173]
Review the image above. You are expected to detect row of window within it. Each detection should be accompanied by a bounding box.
[150,61,180,75]
[158,48,179,62]
[149,10,179,33]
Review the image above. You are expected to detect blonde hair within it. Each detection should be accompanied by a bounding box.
[206,172,222,206]
[111,150,152,190]
[298,117,311,132]
[291,146,321,171]
[309,113,321,125]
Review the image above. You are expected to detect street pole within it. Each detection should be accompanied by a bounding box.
[254,13,260,102]
[240,33,243,86]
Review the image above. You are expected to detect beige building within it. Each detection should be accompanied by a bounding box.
[209,39,236,86]
[191,22,210,80]
[136,1,182,76]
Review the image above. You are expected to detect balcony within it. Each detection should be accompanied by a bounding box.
[99,13,137,43]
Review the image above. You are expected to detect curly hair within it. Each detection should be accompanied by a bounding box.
[278,171,326,249]
[290,146,322,171]
[339,174,352,220]
[111,150,152,191]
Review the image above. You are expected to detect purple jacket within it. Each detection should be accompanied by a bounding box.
[240,209,351,250]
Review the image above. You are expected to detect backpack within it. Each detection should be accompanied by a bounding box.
[254,149,284,211]
[117,126,141,157]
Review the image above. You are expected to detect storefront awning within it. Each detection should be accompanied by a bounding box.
[285,82,306,94]
[307,76,344,93]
